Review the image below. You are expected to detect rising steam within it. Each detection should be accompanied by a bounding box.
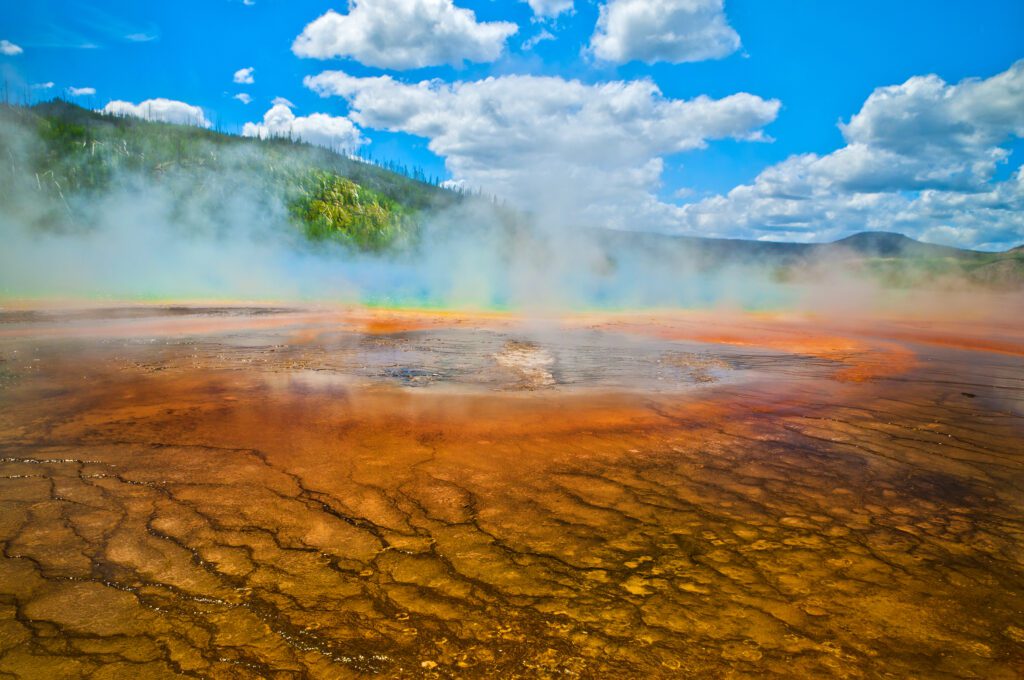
[0,109,1018,317]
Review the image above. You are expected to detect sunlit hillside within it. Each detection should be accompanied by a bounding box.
[0,100,460,251]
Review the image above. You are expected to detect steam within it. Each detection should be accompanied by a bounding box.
[0,111,1018,316]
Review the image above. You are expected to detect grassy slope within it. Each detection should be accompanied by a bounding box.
[0,100,459,251]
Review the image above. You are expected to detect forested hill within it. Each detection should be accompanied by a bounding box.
[0,100,463,251]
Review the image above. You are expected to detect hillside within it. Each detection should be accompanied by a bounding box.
[0,100,461,251]
[596,229,1024,290]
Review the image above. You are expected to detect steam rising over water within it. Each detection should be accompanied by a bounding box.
[1,109,1019,317]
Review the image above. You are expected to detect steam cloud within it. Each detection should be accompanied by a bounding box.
[0,110,1018,316]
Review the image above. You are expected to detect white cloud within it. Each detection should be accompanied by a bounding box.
[125,32,158,42]
[233,93,252,104]
[101,98,212,128]
[522,29,555,50]
[233,67,255,84]
[440,178,467,191]
[827,63,1024,191]
[272,96,294,107]
[675,61,1024,249]
[590,0,740,64]
[67,86,97,96]
[678,163,1024,250]
[292,0,518,69]
[241,101,366,153]
[523,0,573,19]
[0,40,23,56]
[306,70,778,228]
[32,82,55,90]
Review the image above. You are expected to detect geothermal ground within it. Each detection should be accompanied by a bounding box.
[0,305,1021,678]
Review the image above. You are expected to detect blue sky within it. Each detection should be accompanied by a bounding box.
[2,0,1023,249]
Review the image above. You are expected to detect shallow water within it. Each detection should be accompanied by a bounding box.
[0,306,1021,678]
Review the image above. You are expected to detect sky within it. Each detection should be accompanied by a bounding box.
[1,0,1023,250]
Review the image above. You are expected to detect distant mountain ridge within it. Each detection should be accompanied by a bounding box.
[830,231,980,258]
[598,229,1010,259]
[596,229,1024,289]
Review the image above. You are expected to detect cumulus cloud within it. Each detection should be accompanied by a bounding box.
[590,0,740,64]
[241,100,366,153]
[67,87,97,96]
[233,67,255,84]
[292,0,518,69]
[675,61,1024,249]
[102,98,212,128]
[523,29,555,50]
[233,93,252,104]
[306,70,778,228]
[440,178,467,191]
[830,63,1024,191]
[523,0,573,19]
[0,40,23,56]
[32,82,55,90]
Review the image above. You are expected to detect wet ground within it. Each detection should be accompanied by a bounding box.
[0,305,1021,678]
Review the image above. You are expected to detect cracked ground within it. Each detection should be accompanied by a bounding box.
[0,306,1021,678]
